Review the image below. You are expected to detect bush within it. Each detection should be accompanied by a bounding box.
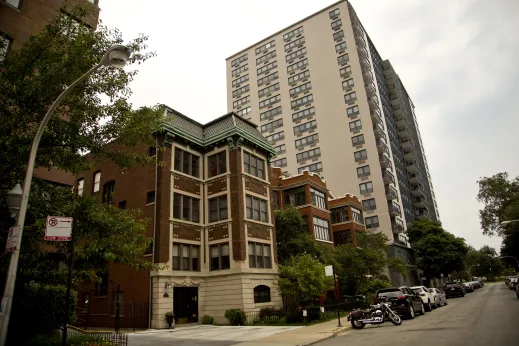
[285,311,304,324]
[201,315,215,325]
[224,309,246,326]
[11,282,76,343]
[259,307,285,319]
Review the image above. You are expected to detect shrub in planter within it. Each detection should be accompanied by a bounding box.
[224,309,246,326]
[201,315,215,325]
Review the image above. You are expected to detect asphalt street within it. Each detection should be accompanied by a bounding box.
[318,282,519,346]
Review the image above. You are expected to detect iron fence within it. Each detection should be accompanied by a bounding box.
[66,326,128,346]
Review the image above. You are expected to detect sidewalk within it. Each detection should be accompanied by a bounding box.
[233,317,351,346]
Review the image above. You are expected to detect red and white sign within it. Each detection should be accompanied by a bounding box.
[5,226,20,253]
[45,216,73,241]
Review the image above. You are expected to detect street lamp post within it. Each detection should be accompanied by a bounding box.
[0,45,131,346]
[500,220,519,225]
[500,256,519,271]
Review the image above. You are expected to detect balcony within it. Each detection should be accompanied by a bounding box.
[355,37,366,52]
[390,94,401,107]
[412,196,427,209]
[368,97,379,112]
[410,183,425,197]
[393,107,403,119]
[374,124,385,139]
[395,114,407,127]
[353,23,363,38]
[358,47,368,61]
[405,160,419,173]
[403,149,416,162]
[365,83,377,98]
[363,70,374,84]
[392,221,404,234]
[360,56,371,69]
[397,125,410,140]
[388,202,401,217]
[382,169,395,185]
[376,139,389,155]
[385,187,398,201]
[414,207,430,220]
[400,138,413,150]
[379,153,391,168]
[370,108,383,126]
[407,172,421,185]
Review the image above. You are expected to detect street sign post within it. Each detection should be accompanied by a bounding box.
[45,216,72,241]
[5,227,20,253]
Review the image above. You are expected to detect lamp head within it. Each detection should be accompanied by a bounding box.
[5,183,23,219]
[102,45,131,68]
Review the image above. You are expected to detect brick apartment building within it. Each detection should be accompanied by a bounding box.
[74,107,370,328]
[0,0,100,186]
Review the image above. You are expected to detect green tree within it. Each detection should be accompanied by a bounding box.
[407,219,468,278]
[0,5,161,282]
[325,232,407,296]
[277,254,332,311]
[477,173,519,271]
[275,206,322,264]
[465,245,504,281]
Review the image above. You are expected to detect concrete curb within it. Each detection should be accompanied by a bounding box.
[304,325,352,345]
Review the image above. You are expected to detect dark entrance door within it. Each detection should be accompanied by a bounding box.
[173,287,198,323]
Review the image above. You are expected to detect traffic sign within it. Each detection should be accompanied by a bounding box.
[5,226,20,253]
[45,216,73,241]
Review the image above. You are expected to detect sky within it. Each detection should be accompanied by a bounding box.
[98,0,519,251]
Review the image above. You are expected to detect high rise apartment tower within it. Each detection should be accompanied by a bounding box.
[226,0,439,282]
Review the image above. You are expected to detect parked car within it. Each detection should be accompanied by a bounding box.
[443,282,466,298]
[410,286,434,311]
[428,288,448,307]
[508,277,519,290]
[471,281,481,289]
[462,282,475,293]
[515,281,519,299]
[375,286,424,319]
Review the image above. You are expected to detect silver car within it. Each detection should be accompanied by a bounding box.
[428,288,448,307]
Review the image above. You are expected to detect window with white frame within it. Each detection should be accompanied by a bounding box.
[93,171,101,193]
[295,133,319,148]
[335,42,347,53]
[248,243,272,268]
[232,64,248,77]
[365,215,379,228]
[287,58,308,73]
[261,118,283,133]
[347,105,360,117]
[232,74,249,88]
[288,70,310,85]
[343,78,354,90]
[310,188,326,209]
[292,107,315,122]
[296,147,321,162]
[258,72,279,86]
[294,119,317,135]
[352,134,365,146]
[231,53,247,67]
[344,91,357,103]
[271,157,287,167]
[77,179,84,196]
[298,162,323,174]
[208,195,228,222]
[265,131,284,143]
[354,149,367,162]
[352,207,364,223]
[357,165,370,178]
[246,195,268,222]
[349,119,362,132]
[313,217,330,241]
[236,107,251,117]
[359,181,373,194]
[243,151,265,179]
[255,40,275,55]
[283,26,304,41]
[260,106,282,121]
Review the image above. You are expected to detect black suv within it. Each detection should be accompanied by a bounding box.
[375,286,424,319]
[443,282,466,298]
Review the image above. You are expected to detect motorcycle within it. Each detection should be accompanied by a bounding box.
[346,297,402,329]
